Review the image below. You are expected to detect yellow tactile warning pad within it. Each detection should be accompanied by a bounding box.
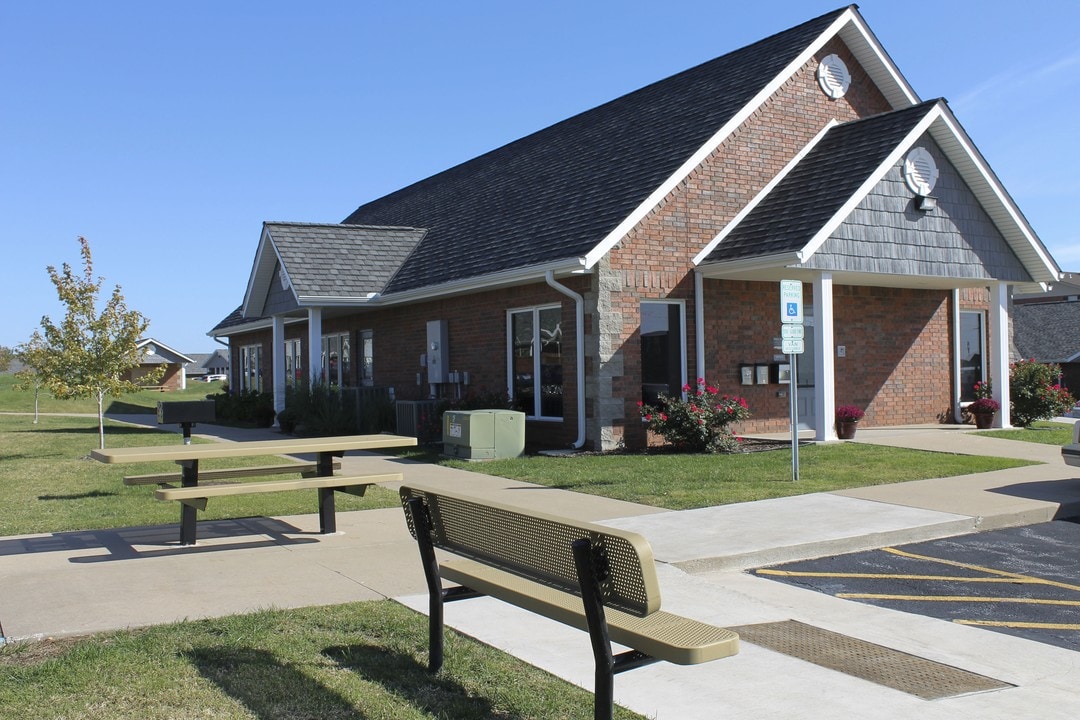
[727,620,1013,700]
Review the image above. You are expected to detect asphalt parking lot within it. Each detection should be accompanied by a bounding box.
[754,519,1080,652]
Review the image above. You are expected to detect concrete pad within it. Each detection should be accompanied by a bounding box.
[602,494,977,572]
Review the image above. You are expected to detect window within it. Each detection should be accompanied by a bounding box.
[240,344,263,392]
[321,332,352,387]
[640,301,685,404]
[509,306,563,419]
[959,311,985,402]
[359,330,373,387]
[284,338,302,387]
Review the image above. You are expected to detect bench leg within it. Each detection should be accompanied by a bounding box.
[407,497,446,671]
[318,488,337,534]
[572,539,658,720]
[179,460,199,546]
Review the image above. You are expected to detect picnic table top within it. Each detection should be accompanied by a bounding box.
[89,433,418,464]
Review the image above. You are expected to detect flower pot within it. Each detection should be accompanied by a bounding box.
[972,411,995,430]
[836,420,858,440]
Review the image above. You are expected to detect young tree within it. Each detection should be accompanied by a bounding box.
[0,345,12,372]
[19,237,163,448]
[13,332,56,424]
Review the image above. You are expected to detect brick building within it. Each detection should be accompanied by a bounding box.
[211,6,1062,449]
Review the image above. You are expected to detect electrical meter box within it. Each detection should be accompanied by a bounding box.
[443,409,525,460]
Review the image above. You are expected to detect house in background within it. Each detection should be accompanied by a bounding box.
[123,338,194,391]
[185,349,230,382]
[211,6,1062,449]
[1013,272,1080,397]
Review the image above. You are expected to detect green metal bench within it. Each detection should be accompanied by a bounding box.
[400,482,739,720]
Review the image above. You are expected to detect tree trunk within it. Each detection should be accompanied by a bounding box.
[97,391,106,450]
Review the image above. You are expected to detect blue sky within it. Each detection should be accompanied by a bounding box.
[3,1,1078,353]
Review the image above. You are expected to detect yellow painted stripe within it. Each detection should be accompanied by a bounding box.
[837,593,1080,607]
[881,548,1080,594]
[957,620,1080,631]
[755,569,1042,584]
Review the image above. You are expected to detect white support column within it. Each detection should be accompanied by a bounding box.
[272,315,286,420]
[989,282,1011,428]
[308,308,323,387]
[814,272,836,441]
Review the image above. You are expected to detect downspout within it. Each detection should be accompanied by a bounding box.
[546,271,586,449]
[694,270,705,383]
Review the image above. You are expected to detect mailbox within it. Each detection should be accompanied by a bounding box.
[157,401,216,444]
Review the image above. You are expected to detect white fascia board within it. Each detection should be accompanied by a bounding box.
[136,338,195,364]
[798,103,945,262]
[583,7,878,270]
[295,294,380,306]
[929,108,1062,284]
[242,225,297,318]
[375,258,589,307]
[696,252,804,277]
[693,120,839,266]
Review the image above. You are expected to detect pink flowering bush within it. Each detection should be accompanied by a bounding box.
[1010,359,1075,427]
[639,378,751,453]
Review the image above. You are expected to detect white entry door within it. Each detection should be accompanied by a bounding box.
[795,316,816,430]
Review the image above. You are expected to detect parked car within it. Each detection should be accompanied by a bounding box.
[1064,421,1080,468]
[204,374,227,382]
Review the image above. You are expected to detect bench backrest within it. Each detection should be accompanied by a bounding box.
[400,483,662,617]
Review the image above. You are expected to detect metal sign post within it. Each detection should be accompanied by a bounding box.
[780,280,805,482]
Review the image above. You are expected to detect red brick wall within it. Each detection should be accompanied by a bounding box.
[228,277,586,448]
[608,41,891,448]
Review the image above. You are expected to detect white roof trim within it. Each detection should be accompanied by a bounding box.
[242,224,296,318]
[584,6,918,270]
[694,120,838,266]
[136,337,195,364]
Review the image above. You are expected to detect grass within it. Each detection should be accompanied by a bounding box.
[0,372,223,415]
[0,414,399,536]
[974,420,1076,446]
[0,601,643,720]
[395,444,1037,510]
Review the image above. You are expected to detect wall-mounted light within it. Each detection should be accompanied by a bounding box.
[916,195,937,212]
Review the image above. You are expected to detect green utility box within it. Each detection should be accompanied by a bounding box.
[443,409,526,460]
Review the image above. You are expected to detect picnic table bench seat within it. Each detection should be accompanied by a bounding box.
[400,482,738,720]
[157,472,404,543]
[124,460,342,486]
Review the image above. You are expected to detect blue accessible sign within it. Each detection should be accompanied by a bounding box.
[780,280,803,324]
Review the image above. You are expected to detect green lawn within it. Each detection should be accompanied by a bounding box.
[0,372,224,414]
[974,420,1075,446]
[0,602,642,720]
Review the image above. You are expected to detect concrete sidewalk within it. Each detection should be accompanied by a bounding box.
[3,415,1080,718]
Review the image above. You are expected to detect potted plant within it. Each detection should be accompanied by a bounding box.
[835,405,864,439]
[968,397,1000,429]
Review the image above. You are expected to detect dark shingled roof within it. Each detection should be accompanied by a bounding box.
[266,223,426,298]
[702,100,938,263]
[342,7,850,294]
[1013,301,1080,363]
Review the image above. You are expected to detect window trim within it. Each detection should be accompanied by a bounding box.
[507,303,564,421]
[958,309,986,405]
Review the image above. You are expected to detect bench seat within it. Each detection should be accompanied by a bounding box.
[125,460,341,486]
[156,473,403,509]
[441,557,737,665]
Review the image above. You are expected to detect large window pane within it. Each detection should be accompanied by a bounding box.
[960,311,985,402]
[509,307,564,419]
[511,311,535,415]
[539,307,563,418]
[641,302,683,404]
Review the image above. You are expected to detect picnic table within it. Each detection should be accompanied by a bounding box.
[91,434,417,545]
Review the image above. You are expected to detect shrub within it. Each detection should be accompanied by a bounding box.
[1009,359,1075,427]
[640,379,750,453]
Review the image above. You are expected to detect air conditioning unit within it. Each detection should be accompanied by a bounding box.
[395,399,439,439]
[443,409,525,460]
